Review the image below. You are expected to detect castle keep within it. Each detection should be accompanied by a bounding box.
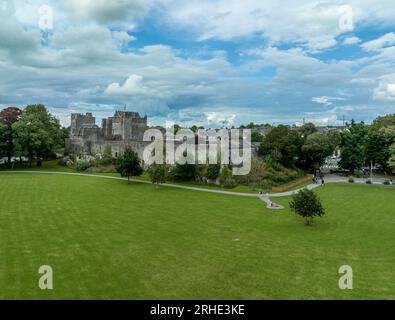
[66,111,150,158]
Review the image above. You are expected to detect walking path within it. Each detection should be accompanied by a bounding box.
[0,171,393,210]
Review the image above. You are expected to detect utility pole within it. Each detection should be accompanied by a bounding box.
[371,160,373,182]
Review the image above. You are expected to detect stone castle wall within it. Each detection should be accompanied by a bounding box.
[66,111,150,159]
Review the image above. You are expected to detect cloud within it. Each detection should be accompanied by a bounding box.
[312,96,346,106]
[105,74,145,95]
[205,112,236,126]
[373,74,395,102]
[161,0,353,51]
[159,0,395,52]
[1,0,395,127]
[68,0,151,25]
[342,36,361,45]
[111,31,136,46]
[361,32,395,51]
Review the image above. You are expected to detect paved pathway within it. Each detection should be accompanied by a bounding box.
[0,171,393,210]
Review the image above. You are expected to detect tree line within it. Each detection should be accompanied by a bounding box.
[0,105,68,166]
[258,114,395,174]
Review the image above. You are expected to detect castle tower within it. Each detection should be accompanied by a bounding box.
[70,113,96,138]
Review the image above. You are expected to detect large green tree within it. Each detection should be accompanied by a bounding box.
[301,132,336,170]
[259,125,302,167]
[13,105,63,165]
[365,115,395,173]
[339,121,368,173]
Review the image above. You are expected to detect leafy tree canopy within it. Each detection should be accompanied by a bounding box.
[116,146,143,183]
[290,189,325,225]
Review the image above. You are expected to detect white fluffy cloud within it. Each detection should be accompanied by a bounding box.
[161,0,350,51]
[361,32,395,51]
[205,112,236,126]
[373,75,395,102]
[159,0,395,52]
[105,74,145,95]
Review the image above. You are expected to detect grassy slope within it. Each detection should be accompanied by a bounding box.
[0,173,394,299]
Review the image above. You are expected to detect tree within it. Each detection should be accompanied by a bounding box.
[0,123,6,159]
[147,163,168,188]
[206,164,221,180]
[101,144,113,165]
[339,121,367,173]
[388,143,395,174]
[365,115,395,173]
[251,131,264,143]
[170,163,196,182]
[116,146,143,184]
[289,189,325,225]
[12,105,63,166]
[300,132,335,170]
[365,126,395,172]
[259,125,302,167]
[219,165,237,188]
[372,114,395,127]
[297,122,317,138]
[236,159,268,188]
[0,107,22,164]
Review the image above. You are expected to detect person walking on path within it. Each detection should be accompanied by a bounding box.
[321,178,325,186]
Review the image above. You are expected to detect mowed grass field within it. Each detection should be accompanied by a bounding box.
[0,173,394,299]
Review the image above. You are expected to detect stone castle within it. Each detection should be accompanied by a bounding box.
[66,110,259,162]
[66,111,151,158]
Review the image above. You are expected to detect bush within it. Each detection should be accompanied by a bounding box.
[101,145,113,166]
[348,177,355,183]
[366,179,372,184]
[219,166,237,188]
[383,180,390,185]
[58,158,67,166]
[75,159,91,172]
[206,164,221,181]
[147,163,168,186]
[170,163,196,182]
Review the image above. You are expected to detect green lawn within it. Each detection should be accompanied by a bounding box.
[0,173,394,299]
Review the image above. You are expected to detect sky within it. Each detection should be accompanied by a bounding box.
[0,0,395,128]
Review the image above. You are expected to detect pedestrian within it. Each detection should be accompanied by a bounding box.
[321,178,325,186]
